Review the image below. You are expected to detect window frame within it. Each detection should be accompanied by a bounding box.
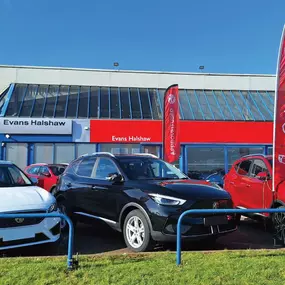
[74,156,97,178]
[235,159,253,177]
[93,157,121,181]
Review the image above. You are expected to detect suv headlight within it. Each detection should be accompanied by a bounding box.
[47,202,58,213]
[149,194,186,206]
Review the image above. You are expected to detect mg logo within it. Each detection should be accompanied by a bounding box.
[15,218,24,224]
[212,202,219,209]
[167,94,176,104]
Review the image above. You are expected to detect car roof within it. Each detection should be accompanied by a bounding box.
[27,163,68,167]
[80,152,159,159]
[0,160,13,165]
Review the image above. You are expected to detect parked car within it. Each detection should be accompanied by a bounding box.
[55,152,237,252]
[0,161,61,251]
[188,168,225,188]
[224,154,285,244]
[24,163,68,194]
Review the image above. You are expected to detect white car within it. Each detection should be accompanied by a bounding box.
[0,161,61,251]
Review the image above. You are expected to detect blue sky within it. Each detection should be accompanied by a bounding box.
[0,0,284,74]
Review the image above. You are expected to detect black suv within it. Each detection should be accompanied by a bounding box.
[55,152,237,252]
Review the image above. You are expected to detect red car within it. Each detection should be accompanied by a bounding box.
[24,163,67,194]
[224,154,285,244]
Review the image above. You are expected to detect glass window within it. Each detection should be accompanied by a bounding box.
[0,87,9,115]
[179,90,194,120]
[249,91,272,121]
[212,91,233,120]
[110,87,120,118]
[54,86,69,118]
[78,86,89,118]
[89,87,99,118]
[250,159,268,177]
[31,85,49,117]
[203,91,225,120]
[195,90,214,120]
[142,145,161,157]
[130,88,142,119]
[27,166,40,175]
[139,89,152,119]
[66,86,79,118]
[240,91,263,121]
[95,158,120,180]
[231,91,254,120]
[99,87,110,118]
[227,147,264,170]
[222,91,244,120]
[6,143,28,170]
[0,165,32,186]
[54,144,75,164]
[18,85,38,117]
[76,157,97,177]
[42,85,59,117]
[120,88,131,119]
[237,160,252,176]
[6,84,28,117]
[76,144,96,158]
[258,92,274,119]
[186,91,204,120]
[100,144,140,154]
[34,143,54,164]
[186,147,225,180]
[268,147,273,155]
[118,157,186,180]
[39,166,50,175]
[148,89,161,120]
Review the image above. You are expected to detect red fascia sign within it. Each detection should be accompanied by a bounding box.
[90,120,273,144]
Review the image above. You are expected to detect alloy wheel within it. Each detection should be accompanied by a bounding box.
[273,211,285,244]
[126,216,145,249]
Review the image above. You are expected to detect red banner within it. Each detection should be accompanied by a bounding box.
[163,84,180,163]
[273,25,285,192]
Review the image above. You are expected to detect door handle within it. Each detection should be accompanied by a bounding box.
[230,182,235,185]
[92,185,108,190]
[246,184,251,188]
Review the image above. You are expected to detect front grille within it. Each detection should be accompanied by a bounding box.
[191,199,232,210]
[0,233,49,247]
[0,211,46,228]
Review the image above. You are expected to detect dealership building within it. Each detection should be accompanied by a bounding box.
[0,65,275,179]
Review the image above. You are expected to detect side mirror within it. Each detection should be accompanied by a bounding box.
[108,173,124,184]
[256,171,270,181]
[30,177,38,185]
[42,172,51,177]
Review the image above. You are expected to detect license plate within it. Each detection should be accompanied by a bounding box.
[204,215,228,226]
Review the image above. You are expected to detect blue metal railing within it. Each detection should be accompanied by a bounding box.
[176,208,285,265]
[0,213,76,270]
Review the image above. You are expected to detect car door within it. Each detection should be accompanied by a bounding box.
[38,166,54,191]
[248,159,273,210]
[234,159,253,208]
[88,157,125,222]
[71,156,98,214]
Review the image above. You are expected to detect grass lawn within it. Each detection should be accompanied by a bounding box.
[1,250,285,285]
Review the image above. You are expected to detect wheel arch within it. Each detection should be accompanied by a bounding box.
[119,203,153,232]
[271,200,285,208]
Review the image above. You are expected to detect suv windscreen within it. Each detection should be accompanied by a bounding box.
[0,165,32,187]
[118,157,187,180]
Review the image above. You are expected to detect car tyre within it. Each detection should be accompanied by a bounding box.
[50,187,56,196]
[58,200,77,232]
[271,206,285,246]
[123,209,154,252]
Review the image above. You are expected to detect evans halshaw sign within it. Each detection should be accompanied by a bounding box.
[0,118,72,134]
